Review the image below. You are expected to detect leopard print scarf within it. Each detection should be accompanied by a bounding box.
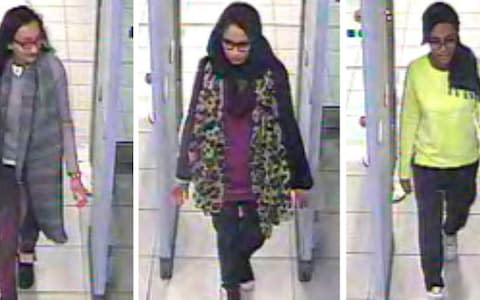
[188,61,292,237]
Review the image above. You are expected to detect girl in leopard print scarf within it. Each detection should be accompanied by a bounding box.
[173,3,313,299]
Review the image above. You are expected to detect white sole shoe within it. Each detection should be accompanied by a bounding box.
[427,286,445,299]
[444,233,458,261]
[220,288,227,300]
[240,280,255,292]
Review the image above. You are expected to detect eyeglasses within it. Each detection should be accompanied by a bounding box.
[221,38,251,53]
[13,37,44,51]
[427,36,458,50]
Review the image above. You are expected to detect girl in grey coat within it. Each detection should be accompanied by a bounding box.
[0,6,88,300]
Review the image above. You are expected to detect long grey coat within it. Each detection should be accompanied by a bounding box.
[0,52,77,243]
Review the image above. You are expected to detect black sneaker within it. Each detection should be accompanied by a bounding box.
[18,262,35,289]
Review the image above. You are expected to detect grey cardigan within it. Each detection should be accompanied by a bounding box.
[0,52,78,243]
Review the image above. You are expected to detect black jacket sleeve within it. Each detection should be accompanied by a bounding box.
[175,57,209,180]
[273,62,314,190]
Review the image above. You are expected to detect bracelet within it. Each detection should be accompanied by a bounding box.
[68,171,81,179]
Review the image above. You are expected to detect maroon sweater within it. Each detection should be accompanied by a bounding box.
[223,110,256,202]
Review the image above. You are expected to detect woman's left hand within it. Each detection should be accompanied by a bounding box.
[70,177,89,208]
[290,189,308,209]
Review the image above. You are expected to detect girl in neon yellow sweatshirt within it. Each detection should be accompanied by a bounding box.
[399,55,480,179]
[398,2,480,298]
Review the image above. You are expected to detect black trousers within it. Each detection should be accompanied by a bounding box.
[18,187,40,254]
[0,165,20,300]
[412,161,478,290]
[211,201,266,290]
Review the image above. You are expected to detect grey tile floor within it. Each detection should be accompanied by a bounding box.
[139,140,339,299]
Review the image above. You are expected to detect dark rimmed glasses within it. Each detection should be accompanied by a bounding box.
[427,35,458,50]
[221,38,251,53]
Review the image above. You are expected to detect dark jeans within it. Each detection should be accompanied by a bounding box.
[18,187,40,254]
[0,165,20,300]
[211,201,266,290]
[412,161,478,290]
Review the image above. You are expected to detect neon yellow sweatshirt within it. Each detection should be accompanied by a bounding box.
[399,55,480,179]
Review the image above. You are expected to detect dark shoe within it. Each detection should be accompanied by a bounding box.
[18,262,35,289]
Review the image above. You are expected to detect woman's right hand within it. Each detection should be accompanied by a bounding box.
[399,178,412,194]
[71,176,89,208]
[171,183,189,206]
[290,189,308,209]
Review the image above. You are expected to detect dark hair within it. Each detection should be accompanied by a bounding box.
[422,2,480,98]
[214,2,263,42]
[0,6,52,76]
[422,2,459,44]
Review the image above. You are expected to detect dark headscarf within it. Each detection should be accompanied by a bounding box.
[422,2,480,99]
[207,2,279,117]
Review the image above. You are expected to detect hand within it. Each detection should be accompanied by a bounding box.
[70,177,89,208]
[290,189,308,209]
[399,179,412,194]
[170,183,189,206]
[187,150,199,164]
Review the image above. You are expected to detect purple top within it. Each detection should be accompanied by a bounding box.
[177,57,313,195]
[223,109,256,202]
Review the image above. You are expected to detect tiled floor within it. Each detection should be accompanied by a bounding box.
[346,0,480,299]
[137,0,339,299]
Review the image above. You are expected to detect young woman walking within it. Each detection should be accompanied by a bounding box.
[172,2,313,300]
[0,6,88,300]
[399,2,480,298]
